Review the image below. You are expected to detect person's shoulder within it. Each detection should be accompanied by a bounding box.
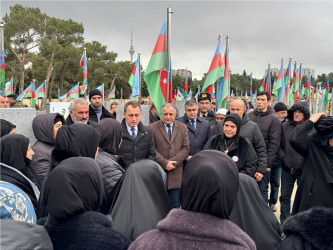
[174,120,187,129]
[176,115,187,123]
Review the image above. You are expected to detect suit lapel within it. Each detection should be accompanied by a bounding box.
[195,119,203,135]
[158,121,171,144]
[170,122,179,144]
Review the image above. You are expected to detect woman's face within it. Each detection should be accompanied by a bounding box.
[26,144,35,160]
[329,138,333,147]
[223,121,237,138]
[53,121,63,139]
[9,128,15,134]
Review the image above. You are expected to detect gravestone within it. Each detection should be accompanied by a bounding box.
[173,101,185,118]
[116,104,149,126]
[0,108,36,144]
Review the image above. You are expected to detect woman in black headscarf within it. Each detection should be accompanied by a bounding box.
[94,118,126,214]
[42,157,131,250]
[230,173,282,250]
[129,150,255,250]
[290,113,333,214]
[111,159,172,241]
[0,119,16,138]
[0,134,41,209]
[49,123,100,170]
[204,113,257,177]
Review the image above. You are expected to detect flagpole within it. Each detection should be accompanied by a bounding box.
[229,68,231,101]
[102,83,105,105]
[166,7,173,103]
[215,34,222,112]
[299,62,303,95]
[226,34,230,101]
[84,47,87,97]
[138,53,141,101]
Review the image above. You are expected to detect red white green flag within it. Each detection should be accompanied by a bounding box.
[36,83,45,99]
[31,84,36,107]
[324,77,329,106]
[17,84,33,100]
[143,20,172,115]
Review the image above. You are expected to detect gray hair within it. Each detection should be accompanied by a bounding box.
[185,99,197,107]
[161,103,176,113]
[69,98,89,112]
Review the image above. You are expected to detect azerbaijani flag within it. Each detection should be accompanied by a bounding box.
[31,84,36,107]
[0,49,5,92]
[120,88,123,99]
[80,50,88,95]
[17,84,33,100]
[272,66,283,101]
[259,77,265,92]
[304,76,311,100]
[68,84,79,100]
[187,89,192,100]
[194,86,201,100]
[176,88,184,100]
[220,46,229,108]
[250,74,253,96]
[143,20,172,115]
[36,83,45,99]
[128,57,140,98]
[105,87,115,101]
[324,77,330,106]
[58,92,68,102]
[4,81,12,96]
[293,65,300,102]
[97,84,104,98]
[245,91,249,100]
[202,41,224,97]
[283,60,291,105]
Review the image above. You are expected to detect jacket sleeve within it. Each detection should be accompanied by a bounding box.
[169,126,190,165]
[240,139,257,177]
[146,129,156,161]
[290,120,312,155]
[267,116,282,168]
[278,124,286,160]
[251,124,267,174]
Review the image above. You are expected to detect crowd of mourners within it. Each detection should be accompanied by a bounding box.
[0,89,332,250]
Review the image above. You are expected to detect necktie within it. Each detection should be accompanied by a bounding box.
[167,124,172,141]
[202,114,207,119]
[191,120,196,130]
[131,127,136,139]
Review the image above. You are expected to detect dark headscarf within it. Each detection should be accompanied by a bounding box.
[44,157,104,220]
[223,113,242,138]
[111,159,172,240]
[180,150,239,219]
[1,134,30,176]
[0,119,16,138]
[54,124,100,159]
[94,118,122,155]
[229,174,282,250]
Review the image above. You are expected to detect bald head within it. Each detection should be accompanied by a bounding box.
[229,99,246,119]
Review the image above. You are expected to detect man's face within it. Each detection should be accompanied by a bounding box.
[216,114,226,123]
[7,97,15,105]
[276,111,287,121]
[90,95,102,109]
[256,95,269,111]
[124,105,141,128]
[223,121,237,138]
[161,106,176,125]
[110,104,117,114]
[293,110,305,122]
[230,100,246,119]
[0,96,10,108]
[71,103,89,124]
[185,104,198,120]
[198,100,211,113]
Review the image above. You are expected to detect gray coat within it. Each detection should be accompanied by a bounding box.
[0,219,53,249]
[118,119,156,167]
[177,115,210,156]
[248,107,281,168]
[31,113,65,180]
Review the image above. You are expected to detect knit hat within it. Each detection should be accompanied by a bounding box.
[274,102,288,112]
[89,89,103,101]
[216,108,228,116]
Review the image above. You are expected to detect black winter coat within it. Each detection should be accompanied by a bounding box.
[89,105,114,123]
[177,115,210,156]
[290,120,333,214]
[43,211,131,250]
[204,134,257,177]
[96,149,126,214]
[279,101,310,173]
[248,107,281,168]
[118,120,155,167]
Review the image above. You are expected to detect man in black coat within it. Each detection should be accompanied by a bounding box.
[248,91,281,204]
[118,101,155,167]
[66,98,96,126]
[177,99,210,161]
[197,93,216,126]
[278,101,310,223]
[88,89,114,123]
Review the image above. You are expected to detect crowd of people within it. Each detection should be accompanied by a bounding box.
[1,89,333,249]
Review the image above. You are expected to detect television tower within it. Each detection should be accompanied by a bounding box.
[129,31,135,62]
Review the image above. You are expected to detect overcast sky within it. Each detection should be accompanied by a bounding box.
[2,1,333,79]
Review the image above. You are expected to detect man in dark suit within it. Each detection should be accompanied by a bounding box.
[177,99,210,162]
[118,101,155,167]
[149,103,190,208]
